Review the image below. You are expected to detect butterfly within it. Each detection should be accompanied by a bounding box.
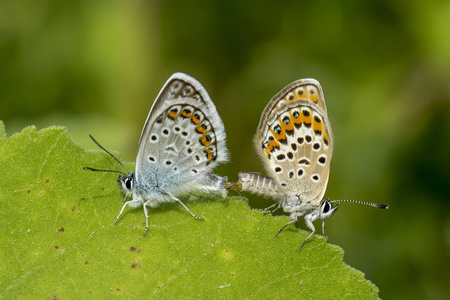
[236,78,388,251]
[85,72,229,236]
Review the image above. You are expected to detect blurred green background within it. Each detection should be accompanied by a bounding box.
[1,0,449,299]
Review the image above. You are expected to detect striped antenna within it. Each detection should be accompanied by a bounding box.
[84,134,130,175]
[329,199,389,209]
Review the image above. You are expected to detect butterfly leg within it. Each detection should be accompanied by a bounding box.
[264,200,282,215]
[142,203,149,237]
[171,196,204,221]
[115,199,139,225]
[275,219,296,237]
[321,220,328,240]
[189,192,204,199]
[298,215,317,252]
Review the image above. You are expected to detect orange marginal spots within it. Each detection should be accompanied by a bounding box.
[195,124,207,135]
[292,110,303,127]
[295,87,307,100]
[265,140,280,158]
[270,125,287,142]
[200,135,212,147]
[323,131,329,146]
[279,116,294,132]
[181,109,192,118]
[312,115,323,135]
[302,110,312,126]
[167,110,178,120]
[204,149,215,165]
[190,113,201,125]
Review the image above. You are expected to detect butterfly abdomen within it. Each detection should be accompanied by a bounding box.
[238,172,282,198]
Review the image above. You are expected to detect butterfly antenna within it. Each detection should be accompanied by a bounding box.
[86,134,131,174]
[83,166,128,176]
[329,199,389,209]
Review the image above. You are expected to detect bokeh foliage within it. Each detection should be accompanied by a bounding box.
[1,0,449,299]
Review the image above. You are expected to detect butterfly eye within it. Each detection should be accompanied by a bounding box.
[322,201,331,213]
[125,178,132,190]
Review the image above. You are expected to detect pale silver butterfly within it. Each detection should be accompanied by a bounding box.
[236,79,388,251]
[85,72,229,236]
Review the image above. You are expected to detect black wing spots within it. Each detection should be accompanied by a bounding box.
[162,128,170,136]
[305,135,312,143]
[298,158,310,165]
[288,92,295,101]
[313,143,320,150]
[311,174,320,182]
[286,129,295,137]
[291,143,297,151]
[276,154,286,161]
[150,134,159,142]
[275,167,282,173]
[318,155,326,165]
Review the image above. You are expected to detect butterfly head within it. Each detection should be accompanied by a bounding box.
[117,173,135,197]
[318,199,339,220]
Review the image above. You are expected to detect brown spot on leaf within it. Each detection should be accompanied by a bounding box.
[58,227,65,232]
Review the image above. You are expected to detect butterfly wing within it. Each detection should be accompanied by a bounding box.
[135,73,228,196]
[254,79,333,206]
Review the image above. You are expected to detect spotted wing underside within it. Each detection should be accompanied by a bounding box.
[254,79,333,203]
[135,73,228,189]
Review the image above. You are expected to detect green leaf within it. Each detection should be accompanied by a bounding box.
[0,122,380,299]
